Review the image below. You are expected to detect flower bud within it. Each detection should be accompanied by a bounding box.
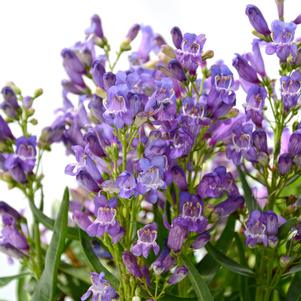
[167,59,187,82]
[232,54,260,83]
[170,26,183,49]
[278,153,292,175]
[245,5,271,36]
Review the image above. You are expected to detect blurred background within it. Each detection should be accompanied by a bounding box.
[0,0,299,299]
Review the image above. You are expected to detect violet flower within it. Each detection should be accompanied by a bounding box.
[86,195,124,243]
[131,223,159,258]
[81,272,117,301]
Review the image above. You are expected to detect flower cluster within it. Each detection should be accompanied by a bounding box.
[1,2,301,301]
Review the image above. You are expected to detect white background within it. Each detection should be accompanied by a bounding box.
[0,0,299,300]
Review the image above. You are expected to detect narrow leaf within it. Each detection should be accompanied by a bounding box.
[283,264,301,277]
[238,166,258,212]
[0,272,30,287]
[78,229,118,289]
[29,196,78,240]
[206,243,255,277]
[182,254,214,301]
[287,272,301,301]
[32,187,70,301]
[160,296,196,301]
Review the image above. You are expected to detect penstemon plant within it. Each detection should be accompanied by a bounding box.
[1,1,301,300]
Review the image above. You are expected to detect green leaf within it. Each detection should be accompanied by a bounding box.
[287,272,301,301]
[205,243,255,277]
[278,218,297,240]
[182,254,214,301]
[29,195,78,240]
[59,264,90,284]
[237,166,258,212]
[32,187,70,301]
[0,272,30,288]
[283,264,301,277]
[78,229,118,289]
[197,215,236,281]
[160,296,196,301]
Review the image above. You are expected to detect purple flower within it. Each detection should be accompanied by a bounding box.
[280,71,301,112]
[232,54,260,84]
[129,26,155,65]
[266,20,297,61]
[1,86,20,119]
[165,165,187,190]
[168,266,188,284]
[116,171,137,198]
[0,203,29,257]
[131,223,159,258]
[0,115,14,142]
[167,59,187,82]
[211,63,233,91]
[278,153,293,175]
[245,85,266,126]
[192,232,210,249]
[125,24,140,42]
[169,128,194,159]
[214,196,244,218]
[4,136,37,183]
[122,251,142,278]
[288,130,301,157]
[91,59,106,88]
[86,196,124,243]
[198,166,239,198]
[175,32,206,73]
[244,210,279,247]
[167,223,187,252]
[137,156,166,203]
[226,123,253,164]
[245,5,271,36]
[81,272,117,301]
[151,247,176,275]
[85,15,104,40]
[171,26,183,49]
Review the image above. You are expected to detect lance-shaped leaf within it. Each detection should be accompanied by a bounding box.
[28,195,78,240]
[182,254,214,301]
[205,243,255,277]
[0,272,30,288]
[78,229,118,289]
[287,272,301,301]
[283,264,301,277]
[32,187,70,301]
[238,166,258,212]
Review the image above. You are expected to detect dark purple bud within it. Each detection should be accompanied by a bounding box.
[91,60,106,88]
[278,153,292,175]
[168,266,188,284]
[168,59,187,82]
[84,130,105,157]
[288,131,301,156]
[61,49,85,74]
[252,130,268,153]
[171,26,183,49]
[293,13,301,25]
[0,201,22,220]
[165,166,187,190]
[245,5,271,36]
[151,247,176,275]
[1,87,20,119]
[122,251,142,278]
[76,170,100,193]
[126,24,140,42]
[233,55,260,84]
[167,224,187,252]
[192,232,210,249]
[103,72,116,90]
[0,115,14,142]
[214,196,244,218]
[0,242,27,259]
